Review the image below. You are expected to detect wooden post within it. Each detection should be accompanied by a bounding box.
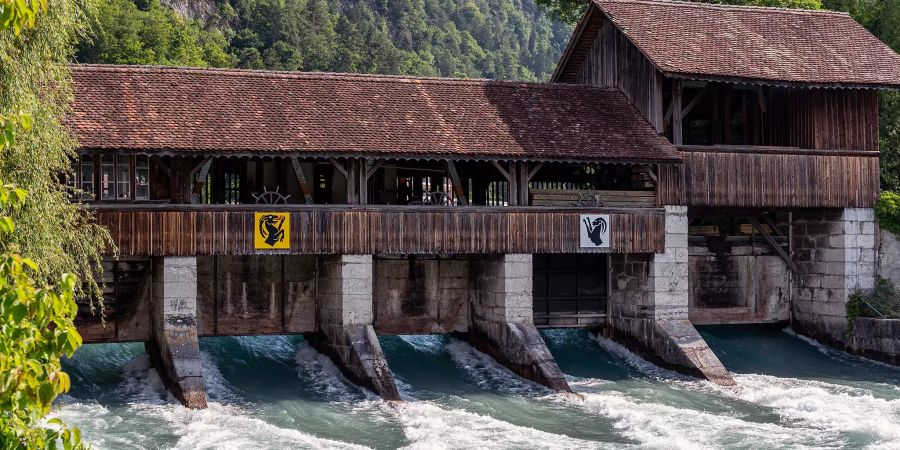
[673,79,684,146]
[358,158,368,205]
[508,161,518,206]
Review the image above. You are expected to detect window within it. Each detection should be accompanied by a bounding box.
[116,156,131,199]
[101,155,115,200]
[135,156,150,200]
[80,155,94,199]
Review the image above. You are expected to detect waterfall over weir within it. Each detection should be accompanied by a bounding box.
[55,326,900,449]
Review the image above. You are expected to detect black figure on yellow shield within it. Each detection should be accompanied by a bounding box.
[259,214,286,247]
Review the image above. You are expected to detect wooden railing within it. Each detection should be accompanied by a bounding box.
[91,204,666,256]
[678,145,880,208]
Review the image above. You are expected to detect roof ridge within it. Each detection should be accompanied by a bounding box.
[68,63,621,92]
[595,0,851,17]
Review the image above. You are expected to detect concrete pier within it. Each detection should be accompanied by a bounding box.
[465,254,571,392]
[313,254,401,400]
[146,256,208,409]
[609,206,734,385]
[793,208,878,346]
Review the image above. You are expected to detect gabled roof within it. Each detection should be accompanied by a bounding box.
[553,0,900,88]
[68,64,681,163]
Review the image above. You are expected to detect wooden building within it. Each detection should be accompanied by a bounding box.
[65,0,900,406]
[553,0,900,341]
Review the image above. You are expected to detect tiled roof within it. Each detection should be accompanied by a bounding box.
[68,64,681,163]
[557,0,900,87]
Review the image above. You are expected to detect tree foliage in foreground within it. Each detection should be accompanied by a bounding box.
[1,0,108,447]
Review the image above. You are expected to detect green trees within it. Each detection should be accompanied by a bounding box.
[76,0,234,67]
[1,0,107,447]
[75,0,571,81]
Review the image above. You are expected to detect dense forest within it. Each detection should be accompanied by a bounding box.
[73,0,900,190]
[74,0,572,81]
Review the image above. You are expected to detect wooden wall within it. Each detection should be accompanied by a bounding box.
[576,18,664,132]
[656,163,685,206]
[772,88,880,152]
[94,206,666,256]
[683,150,880,208]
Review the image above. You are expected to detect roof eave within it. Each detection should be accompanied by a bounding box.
[663,71,900,90]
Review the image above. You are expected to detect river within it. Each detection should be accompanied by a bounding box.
[53,325,900,449]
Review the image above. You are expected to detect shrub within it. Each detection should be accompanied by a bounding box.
[876,191,900,236]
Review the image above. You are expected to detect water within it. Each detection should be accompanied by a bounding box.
[53,325,900,449]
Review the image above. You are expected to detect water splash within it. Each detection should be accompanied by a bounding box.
[444,339,548,395]
[391,401,605,450]
[294,341,373,402]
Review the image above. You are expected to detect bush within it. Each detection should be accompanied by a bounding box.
[848,276,900,322]
[877,191,900,236]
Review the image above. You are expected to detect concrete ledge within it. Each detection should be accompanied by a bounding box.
[311,324,401,400]
[462,322,571,392]
[610,317,735,386]
[847,318,900,366]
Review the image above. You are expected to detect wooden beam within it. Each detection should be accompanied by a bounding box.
[189,157,212,184]
[366,158,385,179]
[508,161,518,206]
[491,160,511,182]
[329,157,349,179]
[358,158,368,205]
[672,79,684,146]
[526,162,544,182]
[757,87,768,113]
[749,218,798,273]
[681,86,708,118]
[644,165,658,184]
[445,160,468,206]
[290,157,314,204]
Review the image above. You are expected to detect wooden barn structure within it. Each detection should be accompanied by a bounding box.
[554,0,900,343]
[66,0,900,407]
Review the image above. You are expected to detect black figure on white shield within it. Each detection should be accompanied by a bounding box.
[583,216,608,247]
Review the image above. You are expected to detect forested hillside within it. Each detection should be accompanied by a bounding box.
[74,0,572,81]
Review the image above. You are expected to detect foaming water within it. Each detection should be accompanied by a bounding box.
[54,326,900,449]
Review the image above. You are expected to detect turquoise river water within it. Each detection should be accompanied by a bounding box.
[53,325,900,449]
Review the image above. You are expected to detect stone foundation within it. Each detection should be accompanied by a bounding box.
[792,208,877,346]
[147,256,207,409]
[465,254,571,392]
[313,254,400,400]
[848,318,900,365]
[608,206,734,385]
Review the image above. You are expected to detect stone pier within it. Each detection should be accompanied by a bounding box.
[792,208,878,346]
[146,256,208,409]
[465,254,571,392]
[313,254,400,400]
[609,206,734,385]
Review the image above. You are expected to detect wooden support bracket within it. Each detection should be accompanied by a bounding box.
[749,217,798,273]
[329,158,349,179]
[445,160,468,206]
[491,160,511,181]
[290,157,314,204]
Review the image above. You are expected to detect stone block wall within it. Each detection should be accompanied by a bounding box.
[880,228,900,287]
[607,206,733,385]
[148,256,207,408]
[793,208,877,345]
[373,256,469,334]
[318,254,374,328]
[848,318,900,365]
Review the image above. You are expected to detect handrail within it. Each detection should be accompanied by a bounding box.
[83,203,666,214]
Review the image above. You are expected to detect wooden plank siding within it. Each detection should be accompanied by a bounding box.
[683,150,880,208]
[575,18,664,132]
[93,206,666,256]
[773,88,880,152]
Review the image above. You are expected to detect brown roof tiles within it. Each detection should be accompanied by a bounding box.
[557,0,900,88]
[68,64,681,163]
